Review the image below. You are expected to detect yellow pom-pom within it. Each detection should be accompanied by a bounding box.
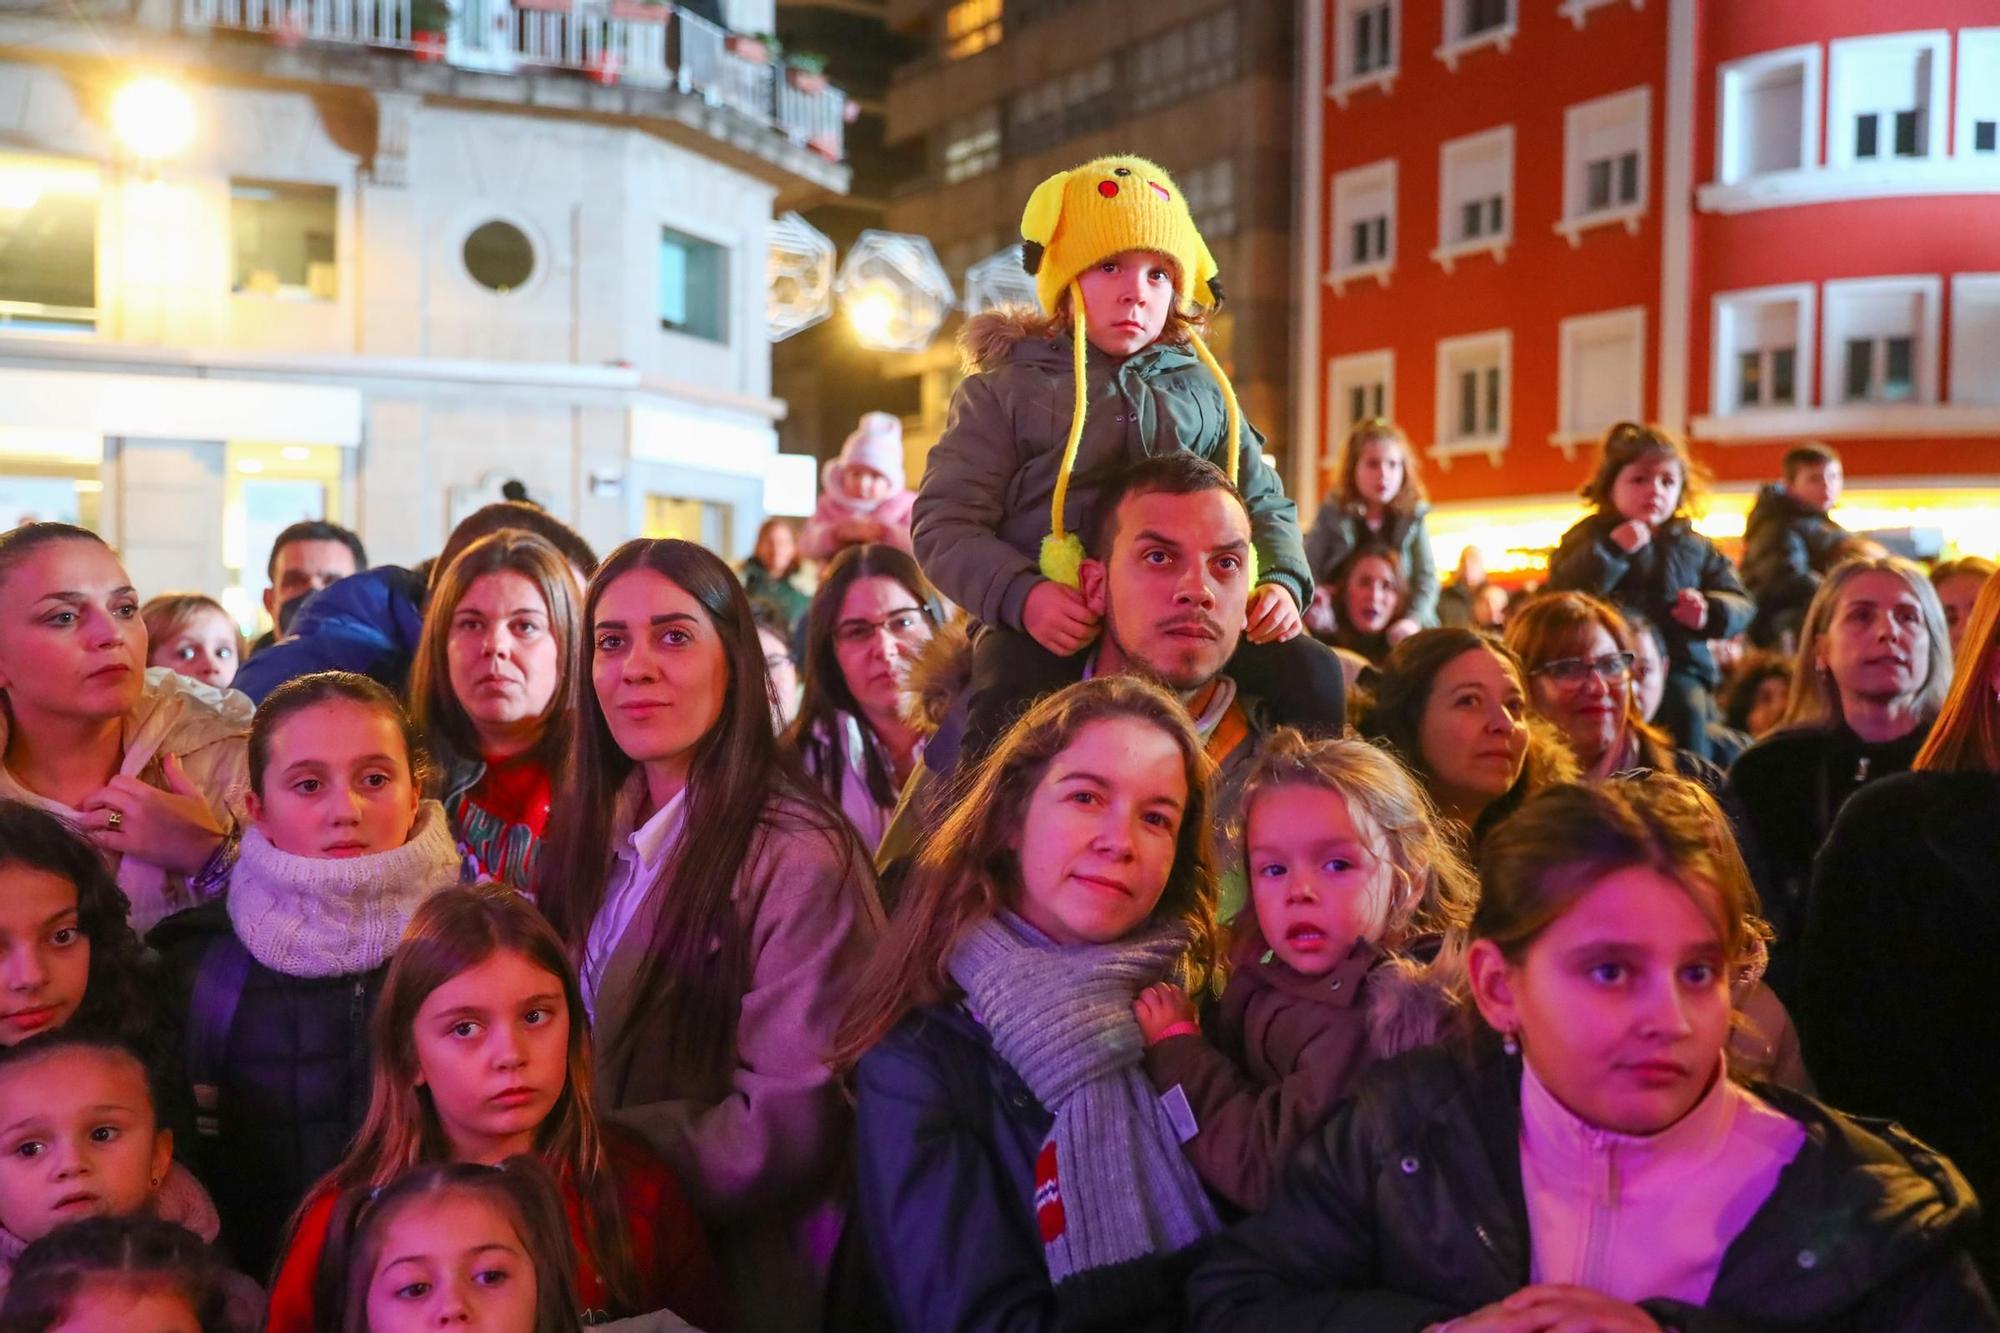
[1246,545,1260,589]
[1039,532,1086,589]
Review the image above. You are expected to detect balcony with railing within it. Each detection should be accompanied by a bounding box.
[178,0,849,164]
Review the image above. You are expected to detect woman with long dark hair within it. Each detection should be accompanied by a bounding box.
[534,538,883,1332]
[787,544,944,852]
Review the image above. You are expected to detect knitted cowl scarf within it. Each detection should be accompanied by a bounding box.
[227,801,463,977]
[948,912,1220,1322]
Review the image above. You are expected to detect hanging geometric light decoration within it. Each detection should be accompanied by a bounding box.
[834,229,956,354]
[767,211,837,342]
[962,242,1040,315]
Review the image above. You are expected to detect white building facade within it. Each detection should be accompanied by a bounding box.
[0,0,845,624]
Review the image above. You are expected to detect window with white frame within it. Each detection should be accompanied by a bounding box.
[1334,0,1397,90]
[1436,126,1512,260]
[1828,31,1949,168]
[1438,0,1513,58]
[1434,330,1509,451]
[1955,29,2000,157]
[1715,46,1819,183]
[1711,284,1813,415]
[1329,159,1396,282]
[1949,274,2000,405]
[1823,275,1940,406]
[1328,350,1394,452]
[940,105,1001,183]
[1561,88,1648,234]
[1557,308,1645,442]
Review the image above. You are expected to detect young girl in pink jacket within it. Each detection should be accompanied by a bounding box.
[801,413,915,561]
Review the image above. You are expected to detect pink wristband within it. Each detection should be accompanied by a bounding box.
[1151,1021,1201,1043]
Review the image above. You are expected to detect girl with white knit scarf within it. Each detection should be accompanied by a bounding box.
[838,675,1225,1332]
[159,671,465,1283]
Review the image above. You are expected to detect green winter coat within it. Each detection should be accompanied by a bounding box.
[912,310,1311,632]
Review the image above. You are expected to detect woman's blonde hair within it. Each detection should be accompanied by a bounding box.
[140,593,242,663]
[1331,417,1426,516]
[1578,421,1709,520]
[835,675,1220,1064]
[1238,729,1477,945]
[1781,556,1951,730]
[1916,566,2000,773]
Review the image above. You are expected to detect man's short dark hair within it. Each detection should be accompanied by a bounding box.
[1086,453,1249,559]
[1782,442,1839,480]
[266,520,367,581]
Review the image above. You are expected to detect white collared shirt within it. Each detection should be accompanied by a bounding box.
[581,783,689,1018]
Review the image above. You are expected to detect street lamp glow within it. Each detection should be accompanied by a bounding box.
[111,78,197,160]
[847,286,898,344]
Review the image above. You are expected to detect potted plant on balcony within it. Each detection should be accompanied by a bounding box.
[608,0,669,23]
[410,0,452,61]
[725,31,775,63]
[784,50,828,94]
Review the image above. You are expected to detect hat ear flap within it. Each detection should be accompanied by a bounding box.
[1020,170,1070,261]
[1192,234,1223,308]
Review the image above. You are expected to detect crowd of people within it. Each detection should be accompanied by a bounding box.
[0,151,1994,1332]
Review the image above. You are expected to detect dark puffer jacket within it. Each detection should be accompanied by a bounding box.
[232,565,427,703]
[1742,483,1849,646]
[1188,1036,1996,1332]
[1547,513,1754,688]
[1303,499,1439,626]
[155,903,382,1282]
[848,1002,1199,1333]
[1802,769,2000,1285]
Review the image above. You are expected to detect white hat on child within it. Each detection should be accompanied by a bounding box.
[839,412,905,491]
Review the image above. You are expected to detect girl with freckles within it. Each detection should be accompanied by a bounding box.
[1189,776,1997,1332]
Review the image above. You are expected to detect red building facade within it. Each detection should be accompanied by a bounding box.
[1294,0,2000,555]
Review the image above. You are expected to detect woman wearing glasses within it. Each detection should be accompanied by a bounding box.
[788,544,947,854]
[1505,592,1730,791]
[1506,591,1808,1089]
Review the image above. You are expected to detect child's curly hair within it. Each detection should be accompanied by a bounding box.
[1578,421,1710,520]
[1236,728,1479,946]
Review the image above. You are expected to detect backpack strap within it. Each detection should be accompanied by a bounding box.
[188,934,253,1139]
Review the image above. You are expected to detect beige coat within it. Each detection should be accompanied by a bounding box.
[593,790,885,1333]
[0,667,252,931]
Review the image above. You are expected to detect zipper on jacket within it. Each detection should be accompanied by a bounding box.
[1580,1141,1620,1291]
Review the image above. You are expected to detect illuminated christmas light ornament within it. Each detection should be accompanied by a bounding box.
[963,242,1040,315]
[767,211,836,342]
[834,229,954,353]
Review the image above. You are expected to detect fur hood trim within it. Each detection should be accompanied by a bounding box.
[1364,938,1466,1061]
[901,616,973,735]
[957,304,1199,375]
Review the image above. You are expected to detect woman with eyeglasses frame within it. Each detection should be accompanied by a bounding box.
[1505,592,1731,790]
[788,544,948,855]
[1504,591,1809,1090]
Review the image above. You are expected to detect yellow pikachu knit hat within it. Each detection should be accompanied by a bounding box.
[1019,154,1248,588]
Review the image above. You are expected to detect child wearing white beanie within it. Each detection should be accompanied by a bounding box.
[801,411,917,560]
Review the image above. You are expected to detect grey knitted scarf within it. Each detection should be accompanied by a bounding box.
[949,913,1220,1316]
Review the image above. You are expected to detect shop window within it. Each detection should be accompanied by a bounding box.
[0,153,98,333]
